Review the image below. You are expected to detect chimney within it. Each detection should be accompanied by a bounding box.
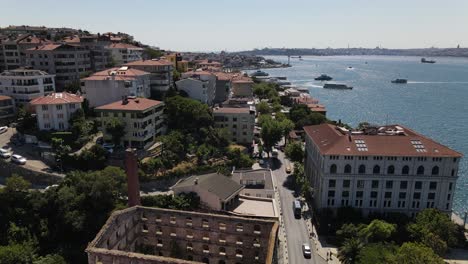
[125,148,141,207]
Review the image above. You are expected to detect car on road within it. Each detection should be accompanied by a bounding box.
[11,154,27,165]
[285,165,292,174]
[0,126,7,134]
[0,148,12,158]
[302,243,312,258]
[293,200,302,219]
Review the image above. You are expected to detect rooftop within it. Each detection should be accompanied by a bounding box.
[0,68,51,77]
[30,92,83,105]
[83,66,150,81]
[172,173,244,201]
[232,169,274,190]
[124,59,173,67]
[231,196,278,218]
[304,123,462,157]
[95,97,163,112]
[106,43,143,50]
[213,107,251,114]
[0,95,13,101]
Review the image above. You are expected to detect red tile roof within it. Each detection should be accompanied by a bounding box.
[0,95,13,101]
[124,59,173,67]
[30,92,83,105]
[95,98,163,111]
[106,43,143,50]
[232,76,254,84]
[214,72,235,81]
[83,67,150,81]
[27,44,62,51]
[304,123,462,157]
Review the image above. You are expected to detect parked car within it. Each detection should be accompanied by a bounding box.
[102,143,115,153]
[0,148,12,158]
[302,243,312,258]
[11,154,27,165]
[0,126,7,134]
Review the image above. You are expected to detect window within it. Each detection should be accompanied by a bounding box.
[431,166,439,175]
[342,191,349,198]
[356,191,363,198]
[372,180,379,188]
[417,166,425,175]
[344,164,352,174]
[384,192,392,199]
[399,192,406,199]
[170,216,176,224]
[449,183,453,191]
[413,192,421,199]
[371,191,378,198]
[429,182,437,190]
[57,113,64,119]
[328,190,335,197]
[428,193,435,200]
[373,165,381,174]
[387,165,395,174]
[386,181,393,189]
[415,181,422,190]
[400,181,408,189]
[328,179,336,188]
[203,245,209,253]
[330,164,337,174]
[402,165,410,175]
[56,105,63,110]
[236,249,243,258]
[156,227,162,235]
[219,247,226,256]
[254,225,261,234]
[186,217,192,226]
[187,242,193,251]
[202,219,209,228]
[58,122,65,130]
[236,223,243,232]
[41,105,48,111]
[357,180,364,189]
[451,169,455,176]
[219,222,226,230]
[358,165,366,174]
[343,180,350,188]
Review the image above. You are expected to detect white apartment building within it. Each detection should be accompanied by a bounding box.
[95,97,165,149]
[30,92,83,131]
[304,124,462,216]
[0,68,55,105]
[81,66,151,107]
[124,59,173,93]
[176,71,216,105]
[105,43,143,65]
[213,106,255,144]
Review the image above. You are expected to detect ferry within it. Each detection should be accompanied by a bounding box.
[251,70,269,77]
[323,83,353,90]
[391,79,408,84]
[314,74,333,81]
[421,58,436,64]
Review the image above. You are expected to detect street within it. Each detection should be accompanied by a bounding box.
[271,151,326,264]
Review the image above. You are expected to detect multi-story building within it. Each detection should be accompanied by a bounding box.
[0,34,50,71]
[124,59,173,94]
[86,206,279,264]
[304,123,463,216]
[95,97,164,149]
[105,43,143,65]
[0,68,55,105]
[81,66,151,107]
[25,43,91,89]
[213,72,233,104]
[231,76,254,98]
[63,35,112,72]
[213,106,256,145]
[232,169,275,199]
[30,92,83,131]
[176,71,216,105]
[0,95,15,125]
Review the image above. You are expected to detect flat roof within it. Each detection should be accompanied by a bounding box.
[231,197,278,218]
[213,107,251,114]
[232,169,274,190]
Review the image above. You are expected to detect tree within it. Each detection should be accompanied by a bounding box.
[280,118,295,146]
[0,243,36,264]
[260,118,284,157]
[51,138,71,168]
[393,242,444,264]
[33,254,67,264]
[143,47,163,59]
[356,243,397,264]
[164,96,213,132]
[289,104,326,129]
[227,148,254,169]
[338,237,363,264]
[63,81,81,93]
[4,175,31,193]
[359,219,396,243]
[105,117,125,145]
[285,142,304,162]
[336,223,364,246]
[256,101,271,114]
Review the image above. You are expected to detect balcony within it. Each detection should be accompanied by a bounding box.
[13,90,40,94]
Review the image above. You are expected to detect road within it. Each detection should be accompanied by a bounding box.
[271,151,325,264]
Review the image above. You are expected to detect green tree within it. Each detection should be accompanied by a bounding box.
[143,47,163,59]
[33,254,67,264]
[0,243,36,264]
[260,118,284,157]
[256,101,271,114]
[356,243,397,264]
[285,142,304,162]
[105,117,125,145]
[393,242,444,264]
[280,118,295,146]
[227,148,254,169]
[164,96,213,132]
[338,237,363,264]
[51,138,71,168]
[359,219,396,243]
[4,175,31,193]
[336,223,364,246]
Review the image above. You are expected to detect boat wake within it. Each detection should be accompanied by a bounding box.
[408,81,468,84]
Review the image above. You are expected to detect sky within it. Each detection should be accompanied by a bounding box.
[1,0,467,52]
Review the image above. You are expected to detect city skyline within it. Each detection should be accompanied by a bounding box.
[1,0,467,52]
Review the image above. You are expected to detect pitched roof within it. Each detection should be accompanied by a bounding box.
[83,67,150,81]
[0,95,13,101]
[172,173,244,201]
[106,43,143,50]
[27,43,62,51]
[30,92,83,105]
[95,97,163,112]
[124,59,173,67]
[232,76,254,84]
[304,123,462,158]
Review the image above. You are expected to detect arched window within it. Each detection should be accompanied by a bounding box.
[358,165,366,174]
[219,247,226,254]
[402,165,409,175]
[417,166,425,175]
[203,245,209,252]
[236,223,243,232]
[344,164,352,174]
[387,165,395,174]
[254,225,261,233]
[432,166,439,175]
[373,165,381,174]
[330,164,337,174]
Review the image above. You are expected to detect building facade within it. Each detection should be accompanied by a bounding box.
[0,68,55,105]
[177,71,216,105]
[0,95,15,125]
[82,66,151,107]
[106,43,143,65]
[86,206,279,264]
[232,169,275,199]
[0,34,51,71]
[231,76,254,98]
[30,92,83,131]
[213,72,232,104]
[213,107,255,145]
[124,59,173,94]
[304,124,463,216]
[95,97,164,149]
[25,43,91,89]
[63,34,112,72]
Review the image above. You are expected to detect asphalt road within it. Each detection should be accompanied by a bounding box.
[271,151,325,264]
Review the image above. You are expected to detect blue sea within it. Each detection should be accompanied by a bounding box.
[257,55,468,216]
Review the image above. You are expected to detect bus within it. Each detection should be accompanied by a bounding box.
[293,200,302,219]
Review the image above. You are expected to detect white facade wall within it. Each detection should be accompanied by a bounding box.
[172,185,222,211]
[176,77,216,105]
[35,102,81,131]
[0,71,55,105]
[305,135,460,216]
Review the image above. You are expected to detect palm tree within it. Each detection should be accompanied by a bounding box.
[338,237,363,264]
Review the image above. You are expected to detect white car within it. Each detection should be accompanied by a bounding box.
[0,126,7,134]
[11,154,27,165]
[302,243,312,258]
[0,148,12,158]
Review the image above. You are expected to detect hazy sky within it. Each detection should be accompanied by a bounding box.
[1,0,467,51]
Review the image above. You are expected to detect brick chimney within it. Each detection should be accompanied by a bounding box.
[125,148,141,207]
